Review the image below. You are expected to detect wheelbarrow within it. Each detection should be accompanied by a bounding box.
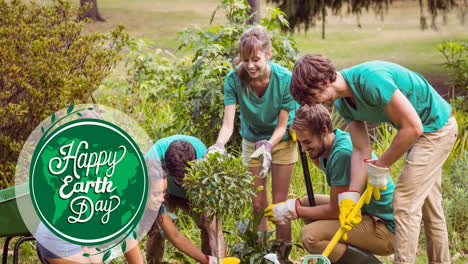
[0,184,47,264]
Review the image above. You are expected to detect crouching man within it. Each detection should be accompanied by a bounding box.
[265,105,395,264]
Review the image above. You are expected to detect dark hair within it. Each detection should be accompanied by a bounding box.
[233,26,272,93]
[164,141,196,181]
[290,104,333,136]
[290,54,337,104]
[145,158,166,187]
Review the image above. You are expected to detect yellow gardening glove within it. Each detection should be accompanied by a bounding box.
[222,257,240,264]
[207,256,240,264]
[362,182,384,204]
[338,191,362,241]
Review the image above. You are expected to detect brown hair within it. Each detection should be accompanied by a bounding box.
[290,54,337,104]
[290,104,333,136]
[233,26,272,92]
[164,141,196,181]
[145,158,167,186]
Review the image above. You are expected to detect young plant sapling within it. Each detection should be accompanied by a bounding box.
[184,152,255,263]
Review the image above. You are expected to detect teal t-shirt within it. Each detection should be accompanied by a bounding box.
[335,61,451,132]
[224,62,299,142]
[158,203,168,216]
[145,135,207,199]
[319,129,395,232]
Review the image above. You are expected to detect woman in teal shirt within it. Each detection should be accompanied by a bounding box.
[208,26,298,259]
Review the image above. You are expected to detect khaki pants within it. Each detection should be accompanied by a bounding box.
[300,195,395,263]
[146,194,212,264]
[393,116,458,264]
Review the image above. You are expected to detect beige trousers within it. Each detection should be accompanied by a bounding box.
[393,116,458,264]
[300,195,395,263]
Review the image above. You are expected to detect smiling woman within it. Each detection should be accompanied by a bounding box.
[207,25,300,261]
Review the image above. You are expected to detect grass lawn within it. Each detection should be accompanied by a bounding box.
[85,0,467,95]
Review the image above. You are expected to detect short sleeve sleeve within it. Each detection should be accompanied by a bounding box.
[158,203,168,216]
[281,76,298,111]
[144,144,163,162]
[361,71,397,108]
[327,149,352,186]
[224,71,238,106]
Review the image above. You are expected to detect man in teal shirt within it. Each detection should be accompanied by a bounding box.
[145,135,226,264]
[290,55,457,264]
[265,105,395,264]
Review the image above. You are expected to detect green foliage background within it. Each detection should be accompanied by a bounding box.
[0,0,128,188]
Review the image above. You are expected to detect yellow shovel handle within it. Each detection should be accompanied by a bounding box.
[321,186,373,257]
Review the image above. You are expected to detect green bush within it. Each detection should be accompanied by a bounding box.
[184,152,255,259]
[0,0,128,188]
[437,41,468,99]
[442,151,468,255]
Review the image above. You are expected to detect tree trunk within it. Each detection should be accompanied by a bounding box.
[216,219,221,264]
[321,0,326,39]
[419,0,428,30]
[247,0,260,24]
[80,0,105,22]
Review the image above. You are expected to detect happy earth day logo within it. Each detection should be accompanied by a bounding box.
[29,106,148,249]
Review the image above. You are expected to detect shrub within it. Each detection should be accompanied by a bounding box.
[442,151,468,255]
[0,0,128,188]
[437,41,468,99]
[184,152,255,260]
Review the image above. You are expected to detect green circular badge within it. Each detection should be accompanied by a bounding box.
[30,118,148,246]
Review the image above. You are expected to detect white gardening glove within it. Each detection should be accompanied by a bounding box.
[250,140,272,177]
[264,198,300,225]
[205,142,227,155]
[207,256,218,264]
[363,159,389,201]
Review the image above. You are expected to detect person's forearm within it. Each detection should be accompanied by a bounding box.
[377,127,421,168]
[268,125,287,147]
[215,124,233,146]
[124,243,144,264]
[349,148,371,193]
[167,231,208,263]
[160,214,208,264]
[297,203,337,220]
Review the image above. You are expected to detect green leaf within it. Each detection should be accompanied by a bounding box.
[82,253,90,257]
[67,105,74,114]
[51,113,55,123]
[41,126,44,134]
[121,240,127,253]
[95,248,101,252]
[102,250,111,262]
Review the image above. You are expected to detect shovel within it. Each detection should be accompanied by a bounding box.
[289,129,316,207]
[301,186,373,263]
